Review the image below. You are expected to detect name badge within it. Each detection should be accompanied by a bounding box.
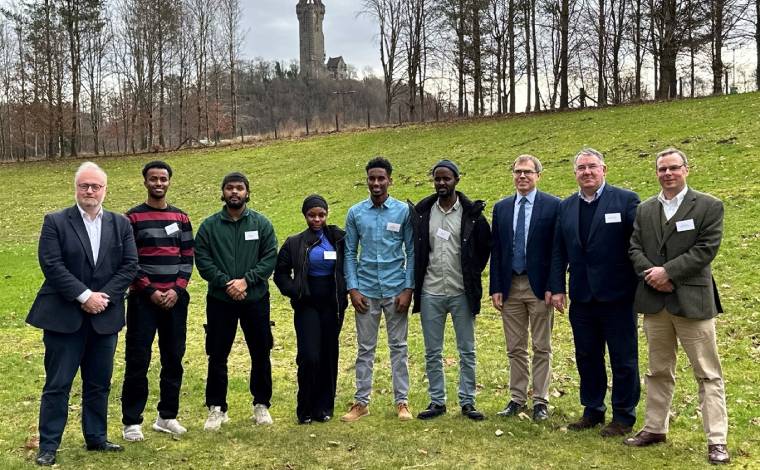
[165,222,180,235]
[436,228,451,240]
[386,222,401,233]
[605,212,622,224]
[676,219,695,232]
[324,251,337,260]
[245,230,259,241]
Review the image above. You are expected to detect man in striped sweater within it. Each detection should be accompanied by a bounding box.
[121,161,194,441]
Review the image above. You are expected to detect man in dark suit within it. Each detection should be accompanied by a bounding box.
[27,162,138,466]
[490,155,559,422]
[549,148,640,437]
[624,148,729,465]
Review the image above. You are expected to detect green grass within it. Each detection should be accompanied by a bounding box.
[1,93,760,469]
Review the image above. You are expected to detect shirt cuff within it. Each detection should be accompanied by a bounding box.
[77,289,93,303]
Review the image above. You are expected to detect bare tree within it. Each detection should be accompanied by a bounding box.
[219,0,243,135]
[363,0,405,122]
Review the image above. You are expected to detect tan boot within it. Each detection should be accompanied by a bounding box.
[340,403,369,422]
[397,403,413,421]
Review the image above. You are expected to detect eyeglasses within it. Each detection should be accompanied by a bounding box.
[575,164,602,172]
[77,183,104,192]
[657,164,686,174]
[513,169,538,176]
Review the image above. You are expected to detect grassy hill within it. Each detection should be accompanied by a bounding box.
[0,93,758,469]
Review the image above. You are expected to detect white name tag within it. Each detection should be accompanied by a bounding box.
[676,219,695,232]
[245,230,259,241]
[436,228,451,240]
[386,222,401,233]
[165,222,180,235]
[324,251,337,260]
[605,212,622,224]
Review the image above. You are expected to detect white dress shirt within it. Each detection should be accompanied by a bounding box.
[658,185,689,221]
[75,204,103,303]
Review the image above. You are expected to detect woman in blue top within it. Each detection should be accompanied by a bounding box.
[274,195,348,424]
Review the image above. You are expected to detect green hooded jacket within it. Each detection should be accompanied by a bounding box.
[195,206,277,303]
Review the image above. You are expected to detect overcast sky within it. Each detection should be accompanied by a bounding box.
[242,0,381,75]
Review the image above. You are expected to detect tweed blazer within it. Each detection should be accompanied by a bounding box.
[629,188,723,319]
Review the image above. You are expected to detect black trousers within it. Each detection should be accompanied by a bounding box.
[293,276,344,421]
[39,319,118,452]
[205,294,273,411]
[569,299,641,426]
[121,291,189,425]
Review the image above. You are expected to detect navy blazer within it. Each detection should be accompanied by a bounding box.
[27,205,138,334]
[549,184,639,303]
[490,190,560,299]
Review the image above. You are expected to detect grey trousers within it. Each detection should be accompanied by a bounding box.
[353,296,409,406]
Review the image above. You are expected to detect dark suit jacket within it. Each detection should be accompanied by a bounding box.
[490,190,560,299]
[629,188,723,319]
[549,184,639,303]
[27,205,138,334]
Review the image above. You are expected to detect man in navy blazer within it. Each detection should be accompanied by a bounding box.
[490,155,560,422]
[549,148,640,437]
[27,162,138,466]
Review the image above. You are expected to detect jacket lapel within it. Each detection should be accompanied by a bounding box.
[660,189,696,248]
[504,195,516,249]
[649,199,664,247]
[94,211,113,271]
[67,206,95,267]
[587,185,612,241]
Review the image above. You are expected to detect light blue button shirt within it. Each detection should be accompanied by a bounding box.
[344,196,415,299]
[512,188,537,247]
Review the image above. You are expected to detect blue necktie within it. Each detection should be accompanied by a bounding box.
[513,196,527,274]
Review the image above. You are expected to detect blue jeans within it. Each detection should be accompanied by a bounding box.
[419,294,477,406]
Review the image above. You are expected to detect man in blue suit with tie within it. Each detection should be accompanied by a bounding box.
[549,148,641,437]
[27,162,138,466]
[491,155,560,422]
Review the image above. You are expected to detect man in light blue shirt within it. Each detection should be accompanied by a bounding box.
[341,157,415,422]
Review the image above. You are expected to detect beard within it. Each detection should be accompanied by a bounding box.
[225,197,246,209]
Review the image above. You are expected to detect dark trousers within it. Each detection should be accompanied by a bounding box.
[38,319,118,452]
[205,294,273,411]
[569,299,640,426]
[293,276,344,421]
[121,291,189,425]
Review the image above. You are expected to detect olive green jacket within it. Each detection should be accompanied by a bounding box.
[629,188,723,320]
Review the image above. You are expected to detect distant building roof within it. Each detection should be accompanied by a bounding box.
[327,56,345,68]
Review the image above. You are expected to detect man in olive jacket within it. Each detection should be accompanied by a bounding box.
[195,172,278,430]
[624,148,729,465]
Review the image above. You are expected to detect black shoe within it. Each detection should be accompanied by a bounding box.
[600,420,633,437]
[567,415,604,431]
[314,414,331,423]
[35,451,56,466]
[298,416,312,425]
[496,400,527,417]
[85,440,124,452]
[461,404,485,421]
[417,403,447,420]
[533,404,549,422]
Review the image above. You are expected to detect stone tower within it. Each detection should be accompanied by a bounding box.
[296,0,326,79]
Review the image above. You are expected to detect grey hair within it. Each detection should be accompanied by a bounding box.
[512,154,543,173]
[74,161,107,185]
[656,147,689,167]
[573,148,605,166]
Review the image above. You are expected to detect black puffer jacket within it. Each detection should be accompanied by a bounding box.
[409,192,491,315]
[273,225,349,313]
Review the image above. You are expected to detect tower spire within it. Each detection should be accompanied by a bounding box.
[297,0,326,79]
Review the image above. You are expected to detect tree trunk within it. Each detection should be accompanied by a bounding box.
[559,0,569,108]
[711,0,724,95]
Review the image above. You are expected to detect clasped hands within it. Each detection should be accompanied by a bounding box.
[81,292,110,314]
[226,278,248,301]
[150,289,180,310]
[643,266,674,293]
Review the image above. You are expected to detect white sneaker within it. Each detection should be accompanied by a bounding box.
[152,417,187,435]
[122,424,144,442]
[253,404,273,425]
[204,406,229,431]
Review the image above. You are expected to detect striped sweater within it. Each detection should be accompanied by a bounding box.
[126,203,194,296]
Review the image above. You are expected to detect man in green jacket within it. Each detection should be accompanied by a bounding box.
[195,172,278,430]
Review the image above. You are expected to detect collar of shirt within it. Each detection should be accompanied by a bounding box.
[515,188,537,206]
[658,185,689,209]
[364,196,392,210]
[77,204,103,223]
[578,181,606,203]
[435,196,460,215]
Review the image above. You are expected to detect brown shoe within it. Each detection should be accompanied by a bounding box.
[397,403,413,421]
[567,415,604,431]
[624,430,667,447]
[340,403,369,422]
[708,444,730,465]
[600,421,633,437]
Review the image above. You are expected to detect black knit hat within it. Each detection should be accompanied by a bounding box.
[302,194,328,214]
[221,172,249,191]
[431,159,460,178]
